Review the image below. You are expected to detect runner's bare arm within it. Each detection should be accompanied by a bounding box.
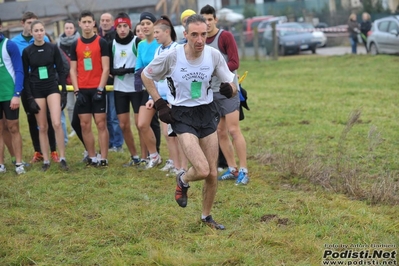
[141,73,161,102]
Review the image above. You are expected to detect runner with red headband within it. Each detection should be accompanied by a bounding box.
[110,12,143,167]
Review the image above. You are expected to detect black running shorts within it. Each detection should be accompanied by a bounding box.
[0,100,19,120]
[114,90,148,114]
[76,88,107,114]
[32,84,60,99]
[171,101,220,139]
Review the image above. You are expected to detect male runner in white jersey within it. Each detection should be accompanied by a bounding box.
[141,14,237,230]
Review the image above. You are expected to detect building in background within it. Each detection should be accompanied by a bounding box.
[0,0,158,39]
[1,0,398,39]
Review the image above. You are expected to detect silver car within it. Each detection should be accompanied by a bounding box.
[299,23,327,47]
[367,15,399,55]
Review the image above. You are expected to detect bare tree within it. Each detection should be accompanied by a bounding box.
[170,0,197,20]
[63,0,96,20]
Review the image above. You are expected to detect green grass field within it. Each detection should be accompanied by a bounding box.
[1,54,398,265]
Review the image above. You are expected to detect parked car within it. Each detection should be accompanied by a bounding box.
[257,16,287,44]
[262,22,318,55]
[315,22,329,29]
[299,22,327,47]
[367,15,399,55]
[241,16,274,45]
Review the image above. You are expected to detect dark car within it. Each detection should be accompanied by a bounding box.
[367,15,399,55]
[315,22,329,29]
[262,22,318,55]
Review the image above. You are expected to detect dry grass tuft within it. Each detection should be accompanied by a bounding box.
[256,110,399,205]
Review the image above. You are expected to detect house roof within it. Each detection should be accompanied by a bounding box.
[0,0,158,22]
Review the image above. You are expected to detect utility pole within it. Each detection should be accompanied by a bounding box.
[329,0,337,25]
[272,22,278,61]
[253,27,259,61]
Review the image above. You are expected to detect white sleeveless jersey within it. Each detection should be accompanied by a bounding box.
[154,42,178,100]
[168,45,214,106]
[112,37,137,93]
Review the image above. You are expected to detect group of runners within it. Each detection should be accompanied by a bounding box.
[0,5,250,229]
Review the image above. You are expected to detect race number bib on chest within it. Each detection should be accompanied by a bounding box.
[38,66,48,79]
[190,81,202,99]
[83,58,93,71]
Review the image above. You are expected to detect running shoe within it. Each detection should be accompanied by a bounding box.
[170,167,180,175]
[201,215,225,230]
[60,159,69,171]
[11,157,28,166]
[175,170,189,207]
[0,164,6,173]
[166,167,181,177]
[68,130,76,138]
[15,164,26,175]
[99,159,108,167]
[108,146,123,153]
[51,151,60,163]
[23,161,30,167]
[218,167,238,180]
[161,159,174,172]
[86,158,98,167]
[123,156,141,167]
[42,163,50,172]
[30,152,43,163]
[82,150,89,162]
[146,155,162,169]
[235,171,249,185]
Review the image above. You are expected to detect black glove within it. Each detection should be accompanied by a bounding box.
[75,91,86,107]
[124,68,135,74]
[92,88,105,102]
[112,67,127,76]
[154,98,174,124]
[219,82,233,98]
[61,91,67,111]
[112,67,135,76]
[27,97,40,114]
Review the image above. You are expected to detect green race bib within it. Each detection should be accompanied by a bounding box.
[83,58,93,71]
[38,66,48,79]
[190,81,202,99]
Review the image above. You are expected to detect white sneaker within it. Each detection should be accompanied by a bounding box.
[160,159,174,172]
[82,150,89,162]
[141,157,149,165]
[108,146,123,153]
[146,155,162,169]
[0,164,6,173]
[68,130,76,138]
[170,167,180,175]
[166,167,181,177]
[15,165,26,175]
